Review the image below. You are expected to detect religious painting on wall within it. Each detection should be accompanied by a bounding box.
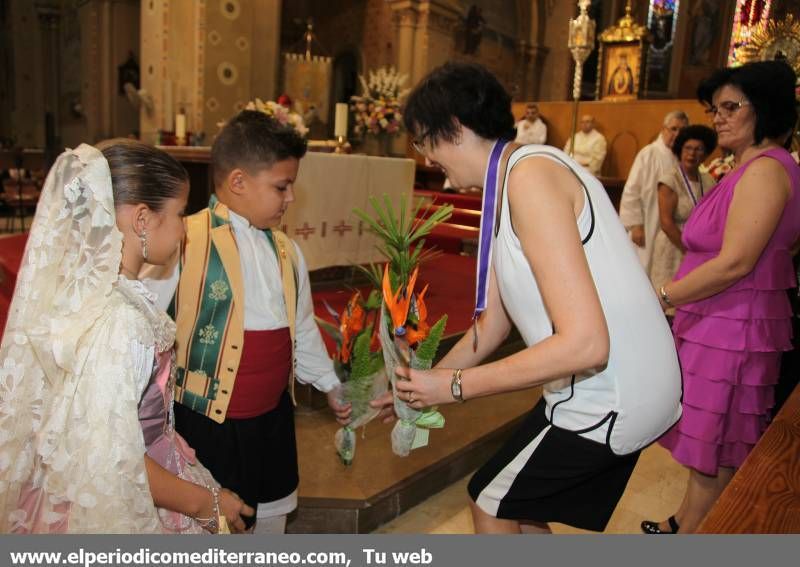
[595,2,649,101]
[599,43,643,101]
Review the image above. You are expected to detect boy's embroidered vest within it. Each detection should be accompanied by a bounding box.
[170,196,299,423]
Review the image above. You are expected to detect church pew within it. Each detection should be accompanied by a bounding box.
[697,383,800,533]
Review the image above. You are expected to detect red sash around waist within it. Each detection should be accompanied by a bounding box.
[226,328,292,419]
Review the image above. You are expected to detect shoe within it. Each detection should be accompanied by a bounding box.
[641,515,679,534]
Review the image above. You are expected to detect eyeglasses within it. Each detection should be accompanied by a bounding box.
[704,100,750,119]
[411,138,425,156]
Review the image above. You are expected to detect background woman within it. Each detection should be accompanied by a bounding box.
[643,60,800,534]
[650,125,718,307]
[0,140,251,533]
[383,62,682,534]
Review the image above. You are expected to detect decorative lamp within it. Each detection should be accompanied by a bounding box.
[567,0,596,159]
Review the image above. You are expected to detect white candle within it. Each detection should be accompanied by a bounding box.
[334,103,348,138]
[175,111,187,139]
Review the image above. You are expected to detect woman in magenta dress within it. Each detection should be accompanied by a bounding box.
[642,61,800,533]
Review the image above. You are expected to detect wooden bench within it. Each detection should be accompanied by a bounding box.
[697,383,800,533]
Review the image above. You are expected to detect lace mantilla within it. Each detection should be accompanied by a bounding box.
[0,145,168,533]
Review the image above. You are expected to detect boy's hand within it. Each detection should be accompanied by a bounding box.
[369,391,397,423]
[326,390,352,425]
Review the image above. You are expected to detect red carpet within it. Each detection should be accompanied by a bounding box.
[0,233,28,333]
[0,233,476,352]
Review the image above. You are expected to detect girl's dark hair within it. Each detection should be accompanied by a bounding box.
[697,60,798,145]
[96,138,189,211]
[211,110,307,186]
[403,62,516,146]
[672,124,718,158]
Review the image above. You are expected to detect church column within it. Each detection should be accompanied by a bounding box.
[79,0,139,142]
[528,44,549,101]
[35,0,61,157]
[413,1,461,84]
[251,0,281,102]
[390,2,419,84]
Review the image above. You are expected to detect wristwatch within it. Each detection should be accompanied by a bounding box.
[450,369,465,403]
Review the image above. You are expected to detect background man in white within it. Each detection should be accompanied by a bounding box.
[514,103,547,145]
[619,110,688,273]
[564,114,608,175]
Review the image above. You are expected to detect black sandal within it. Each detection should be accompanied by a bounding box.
[641,515,679,534]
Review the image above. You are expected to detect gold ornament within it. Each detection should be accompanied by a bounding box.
[740,14,800,75]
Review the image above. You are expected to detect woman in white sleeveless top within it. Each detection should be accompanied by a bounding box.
[385,63,682,533]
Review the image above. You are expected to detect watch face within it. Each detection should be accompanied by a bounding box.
[451,379,462,398]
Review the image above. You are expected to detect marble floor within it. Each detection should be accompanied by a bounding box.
[375,444,688,534]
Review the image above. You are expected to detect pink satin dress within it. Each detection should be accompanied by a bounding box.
[138,350,219,533]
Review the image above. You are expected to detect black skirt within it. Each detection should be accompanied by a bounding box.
[468,398,640,532]
[174,390,299,517]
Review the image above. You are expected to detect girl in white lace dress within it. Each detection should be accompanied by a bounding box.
[0,141,251,533]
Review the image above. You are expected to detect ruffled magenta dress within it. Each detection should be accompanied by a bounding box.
[660,147,800,475]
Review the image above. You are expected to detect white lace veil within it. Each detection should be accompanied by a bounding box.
[0,144,161,532]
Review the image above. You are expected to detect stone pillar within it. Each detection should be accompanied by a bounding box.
[251,0,281,103]
[389,0,461,86]
[413,0,461,84]
[79,0,139,143]
[391,2,419,83]
[141,0,282,144]
[35,0,61,155]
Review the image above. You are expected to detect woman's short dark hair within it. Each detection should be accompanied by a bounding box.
[212,110,307,186]
[403,62,516,147]
[697,60,798,145]
[672,124,718,158]
[96,138,188,212]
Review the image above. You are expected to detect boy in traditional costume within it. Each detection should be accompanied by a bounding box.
[144,111,350,534]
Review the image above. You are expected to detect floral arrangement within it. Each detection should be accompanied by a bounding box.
[349,66,411,137]
[317,290,386,465]
[354,196,454,457]
[245,98,309,137]
[700,153,735,182]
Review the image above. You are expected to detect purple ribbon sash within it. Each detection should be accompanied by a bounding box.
[679,165,703,206]
[472,140,508,350]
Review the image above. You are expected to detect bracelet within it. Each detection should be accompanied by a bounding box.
[195,486,220,534]
[450,368,465,403]
[659,285,673,307]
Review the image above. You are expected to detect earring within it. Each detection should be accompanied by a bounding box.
[140,230,148,261]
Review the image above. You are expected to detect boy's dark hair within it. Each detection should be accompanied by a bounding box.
[697,60,798,145]
[672,124,718,158]
[403,62,516,147]
[211,110,307,186]
[96,138,188,212]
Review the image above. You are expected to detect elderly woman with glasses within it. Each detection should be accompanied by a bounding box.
[650,124,718,310]
[379,62,683,534]
[642,61,800,534]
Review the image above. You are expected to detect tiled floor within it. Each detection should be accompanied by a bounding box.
[376,444,687,534]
